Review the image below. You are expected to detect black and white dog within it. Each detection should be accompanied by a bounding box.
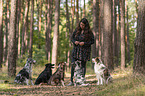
[72,60,89,86]
[14,58,36,85]
[34,63,54,85]
[92,57,112,85]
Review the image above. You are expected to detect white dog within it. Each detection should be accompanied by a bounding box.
[92,57,112,85]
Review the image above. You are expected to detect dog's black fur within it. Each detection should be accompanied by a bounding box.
[34,63,54,85]
[47,62,66,86]
[14,58,36,85]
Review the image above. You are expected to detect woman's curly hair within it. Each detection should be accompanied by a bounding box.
[75,18,93,41]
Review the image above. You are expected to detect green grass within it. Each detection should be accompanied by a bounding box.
[0,65,145,96]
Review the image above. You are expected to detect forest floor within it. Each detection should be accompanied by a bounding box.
[0,65,145,96]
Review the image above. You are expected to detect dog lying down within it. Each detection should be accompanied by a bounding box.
[72,60,89,86]
[92,57,112,85]
[47,62,66,86]
[34,63,54,85]
[14,58,36,85]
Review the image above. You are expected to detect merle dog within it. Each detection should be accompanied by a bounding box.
[47,62,66,86]
[72,60,89,86]
[34,63,54,85]
[14,58,36,85]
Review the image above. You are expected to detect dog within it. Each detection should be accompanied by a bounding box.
[92,57,112,85]
[34,63,54,85]
[47,62,66,86]
[72,60,89,86]
[14,58,36,85]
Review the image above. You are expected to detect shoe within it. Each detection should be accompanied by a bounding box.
[67,82,74,86]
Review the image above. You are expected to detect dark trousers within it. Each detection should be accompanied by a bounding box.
[70,58,86,83]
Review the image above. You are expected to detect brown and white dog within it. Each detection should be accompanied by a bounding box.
[92,57,112,85]
[47,62,66,86]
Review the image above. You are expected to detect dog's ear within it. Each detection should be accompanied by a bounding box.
[95,57,100,63]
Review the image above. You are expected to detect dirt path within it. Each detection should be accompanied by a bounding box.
[0,74,101,96]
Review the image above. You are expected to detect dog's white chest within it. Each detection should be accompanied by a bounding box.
[94,63,105,74]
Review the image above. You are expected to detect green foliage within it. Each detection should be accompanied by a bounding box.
[17,45,48,67]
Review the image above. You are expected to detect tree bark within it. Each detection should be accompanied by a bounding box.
[103,0,113,70]
[100,0,104,59]
[3,0,9,65]
[51,0,60,65]
[133,0,145,74]
[21,0,30,57]
[83,0,85,17]
[76,0,79,25]
[8,0,17,77]
[125,0,130,65]
[0,0,3,69]
[71,0,75,33]
[29,0,34,58]
[38,0,42,49]
[92,0,99,69]
[66,0,71,71]
[116,0,120,67]
[46,0,53,62]
[112,0,118,66]
[120,0,125,69]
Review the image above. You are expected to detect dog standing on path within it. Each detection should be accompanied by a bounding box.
[92,57,112,85]
[34,63,54,85]
[14,58,36,85]
[47,62,66,86]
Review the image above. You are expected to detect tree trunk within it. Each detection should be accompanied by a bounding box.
[51,0,60,65]
[38,0,42,49]
[92,0,99,68]
[66,0,71,71]
[71,0,75,33]
[46,0,53,62]
[21,0,30,57]
[0,0,3,69]
[29,0,34,58]
[3,0,9,65]
[15,0,20,61]
[113,0,118,66]
[8,0,17,77]
[133,0,145,74]
[83,0,85,17]
[116,0,120,67]
[100,0,104,59]
[76,0,79,25]
[103,0,113,71]
[92,0,99,57]
[120,0,125,69]
[125,0,130,65]
[18,0,24,58]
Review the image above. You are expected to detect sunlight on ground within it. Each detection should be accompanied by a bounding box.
[1,65,145,96]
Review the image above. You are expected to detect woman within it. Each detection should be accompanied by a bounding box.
[67,18,94,86]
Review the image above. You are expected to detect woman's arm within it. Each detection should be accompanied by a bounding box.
[71,29,78,45]
[83,32,94,46]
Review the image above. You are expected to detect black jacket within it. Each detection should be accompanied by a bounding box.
[71,29,94,61]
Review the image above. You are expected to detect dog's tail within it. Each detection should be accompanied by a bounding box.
[106,76,112,84]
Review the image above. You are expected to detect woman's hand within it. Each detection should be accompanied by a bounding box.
[75,41,80,45]
[79,42,84,46]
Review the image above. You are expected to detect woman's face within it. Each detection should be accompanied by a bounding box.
[80,22,85,30]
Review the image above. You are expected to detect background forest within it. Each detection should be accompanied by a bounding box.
[1,0,145,95]
[0,0,138,76]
